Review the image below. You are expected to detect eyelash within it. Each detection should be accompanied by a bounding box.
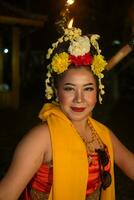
[63,87,94,91]
[63,87,74,91]
[84,87,94,91]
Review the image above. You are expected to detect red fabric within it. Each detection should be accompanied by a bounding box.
[86,152,110,195]
[23,188,31,200]
[86,153,101,195]
[31,164,53,193]
[23,153,110,199]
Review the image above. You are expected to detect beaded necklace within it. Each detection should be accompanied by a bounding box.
[81,120,104,164]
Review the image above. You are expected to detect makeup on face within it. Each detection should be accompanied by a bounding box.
[57,68,97,121]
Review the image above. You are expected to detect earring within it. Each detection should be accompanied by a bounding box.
[55,96,59,102]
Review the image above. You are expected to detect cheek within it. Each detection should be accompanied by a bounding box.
[58,92,72,104]
[92,95,97,105]
[86,91,97,104]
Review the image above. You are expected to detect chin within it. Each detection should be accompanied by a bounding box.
[67,111,90,122]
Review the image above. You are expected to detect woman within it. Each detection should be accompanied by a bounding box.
[0,27,134,200]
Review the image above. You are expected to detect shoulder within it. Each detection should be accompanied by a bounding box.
[90,117,110,132]
[23,122,49,140]
[0,123,51,199]
[25,122,50,139]
[15,122,50,156]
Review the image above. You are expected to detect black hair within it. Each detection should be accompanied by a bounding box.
[52,65,99,93]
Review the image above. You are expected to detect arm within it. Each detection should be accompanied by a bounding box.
[110,131,134,180]
[0,123,50,200]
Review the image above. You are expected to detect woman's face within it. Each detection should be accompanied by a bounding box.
[56,67,97,122]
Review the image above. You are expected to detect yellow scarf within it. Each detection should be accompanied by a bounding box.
[39,103,115,200]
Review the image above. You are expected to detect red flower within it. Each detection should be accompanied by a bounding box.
[69,53,93,66]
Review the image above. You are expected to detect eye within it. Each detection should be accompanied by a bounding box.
[63,86,74,91]
[84,87,94,91]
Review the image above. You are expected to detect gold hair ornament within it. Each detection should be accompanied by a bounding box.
[45,0,107,104]
[45,27,107,104]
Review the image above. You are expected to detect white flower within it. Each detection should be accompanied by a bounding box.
[58,37,64,43]
[46,48,53,59]
[90,34,101,54]
[90,34,100,41]
[68,36,90,56]
[45,85,53,99]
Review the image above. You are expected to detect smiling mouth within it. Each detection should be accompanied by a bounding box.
[71,107,86,112]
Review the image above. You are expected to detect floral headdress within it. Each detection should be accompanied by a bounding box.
[45,26,107,104]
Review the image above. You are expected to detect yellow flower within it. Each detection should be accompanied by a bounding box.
[51,52,70,74]
[91,55,107,77]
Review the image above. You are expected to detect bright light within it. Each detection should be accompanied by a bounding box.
[112,40,121,45]
[68,18,74,28]
[67,0,75,6]
[4,48,9,54]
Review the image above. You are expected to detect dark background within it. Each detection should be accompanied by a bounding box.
[0,0,134,199]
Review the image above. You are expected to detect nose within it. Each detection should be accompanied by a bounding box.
[74,90,83,103]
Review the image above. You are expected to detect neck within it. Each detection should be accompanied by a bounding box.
[72,118,89,135]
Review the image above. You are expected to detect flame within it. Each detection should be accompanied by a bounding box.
[68,18,74,28]
[67,0,75,6]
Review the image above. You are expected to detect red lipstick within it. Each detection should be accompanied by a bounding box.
[71,107,85,112]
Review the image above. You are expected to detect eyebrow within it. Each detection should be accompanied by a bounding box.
[64,83,94,86]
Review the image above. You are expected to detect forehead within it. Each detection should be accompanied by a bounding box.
[60,68,96,84]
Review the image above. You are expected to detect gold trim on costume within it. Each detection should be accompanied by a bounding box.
[86,188,100,200]
[30,188,49,200]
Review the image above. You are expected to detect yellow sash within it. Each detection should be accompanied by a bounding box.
[39,103,115,200]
